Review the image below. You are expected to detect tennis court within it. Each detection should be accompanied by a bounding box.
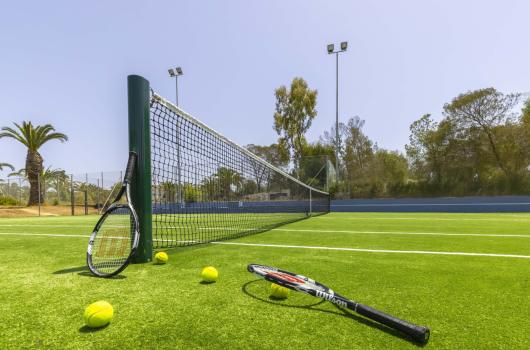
[0,212,528,349]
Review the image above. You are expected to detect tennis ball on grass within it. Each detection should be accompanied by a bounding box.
[83,300,113,328]
[270,283,290,299]
[201,266,219,283]
[154,251,169,264]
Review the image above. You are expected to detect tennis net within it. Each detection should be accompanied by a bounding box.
[149,92,330,248]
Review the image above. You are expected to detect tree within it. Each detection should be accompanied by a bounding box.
[443,88,521,177]
[44,168,69,204]
[319,116,374,193]
[369,149,409,196]
[319,121,348,161]
[273,78,318,165]
[9,167,67,203]
[342,117,374,180]
[0,163,14,171]
[158,181,178,203]
[246,143,288,192]
[493,122,530,190]
[406,113,487,195]
[216,167,243,200]
[246,144,286,169]
[0,122,68,205]
[406,89,529,196]
[183,183,203,203]
[202,167,243,201]
[298,142,335,190]
[522,98,530,125]
[405,114,457,187]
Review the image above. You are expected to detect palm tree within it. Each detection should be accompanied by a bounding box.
[0,122,68,205]
[8,168,26,178]
[0,163,14,172]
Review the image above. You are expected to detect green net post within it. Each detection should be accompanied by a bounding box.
[128,75,153,263]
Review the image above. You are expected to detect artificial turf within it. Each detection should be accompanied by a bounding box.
[0,213,528,349]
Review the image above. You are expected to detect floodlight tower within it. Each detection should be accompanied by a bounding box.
[168,67,184,106]
[327,42,348,180]
[168,67,184,205]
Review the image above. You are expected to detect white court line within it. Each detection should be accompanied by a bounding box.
[2,227,528,239]
[0,224,124,229]
[332,202,530,207]
[0,232,89,238]
[0,224,93,227]
[0,225,266,232]
[315,216,530,222]
[211,242,530,259]
[0,232,130,240]
[272,228,530,238]
[2,232,528,259]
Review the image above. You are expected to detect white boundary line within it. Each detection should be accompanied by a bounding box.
[271,228,530,238]
[315,216,530,222]
[0,232,89,238]
[1,228,529,239]
[211,241,530,259]
[1,232,528,259]
[332,202,530,207]
[0,226,95,228]
[0,233,197,243]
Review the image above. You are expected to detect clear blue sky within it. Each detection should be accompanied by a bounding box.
[1,0,528,177]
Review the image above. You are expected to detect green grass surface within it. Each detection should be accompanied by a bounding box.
[0,212,529,349]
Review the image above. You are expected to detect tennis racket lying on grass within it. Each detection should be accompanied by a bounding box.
[248,264,430,344]
[87,152,139,278]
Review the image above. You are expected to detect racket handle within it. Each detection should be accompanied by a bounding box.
[124,152,137,183]
[355,303,430,343]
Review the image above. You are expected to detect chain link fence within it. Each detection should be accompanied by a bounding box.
[0,171,123,216]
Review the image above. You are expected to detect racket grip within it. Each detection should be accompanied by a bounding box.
[355,303,430,343]
[124,152,137,183]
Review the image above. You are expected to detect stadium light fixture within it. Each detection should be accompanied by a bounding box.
[168,67,184,106]
[327,44,334,54]
[341,41,348,51]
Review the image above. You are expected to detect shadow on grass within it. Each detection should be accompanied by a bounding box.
[77,271,127,279]
[53,266,88,275]
[199,280,216,285]
[242,279,427,347]
[78,324,110,333]
[242,279,325,307]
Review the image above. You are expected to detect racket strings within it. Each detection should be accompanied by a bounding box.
[91,207,135,274]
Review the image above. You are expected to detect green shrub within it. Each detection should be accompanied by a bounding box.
[0,196,20,206]
[184,184,202,203]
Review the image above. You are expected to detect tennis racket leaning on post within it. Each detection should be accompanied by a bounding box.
[248,264,430,344]
[87,152,140,278]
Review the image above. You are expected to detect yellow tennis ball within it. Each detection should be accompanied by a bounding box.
[200,266,219,283]
[83,300,113,328]
[154,252,169,264]
[270,283,290,299]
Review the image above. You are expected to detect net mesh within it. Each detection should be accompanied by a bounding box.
[149,93,330,248]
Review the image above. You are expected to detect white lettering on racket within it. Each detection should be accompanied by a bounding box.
[315,290,347,308]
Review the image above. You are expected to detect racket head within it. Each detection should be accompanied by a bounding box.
[248,264,333,295]
[87,204,139,277]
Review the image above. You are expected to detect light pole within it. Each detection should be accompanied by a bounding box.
[168,67,183,106]
[327,42,347,180]
[168,67,184,205]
